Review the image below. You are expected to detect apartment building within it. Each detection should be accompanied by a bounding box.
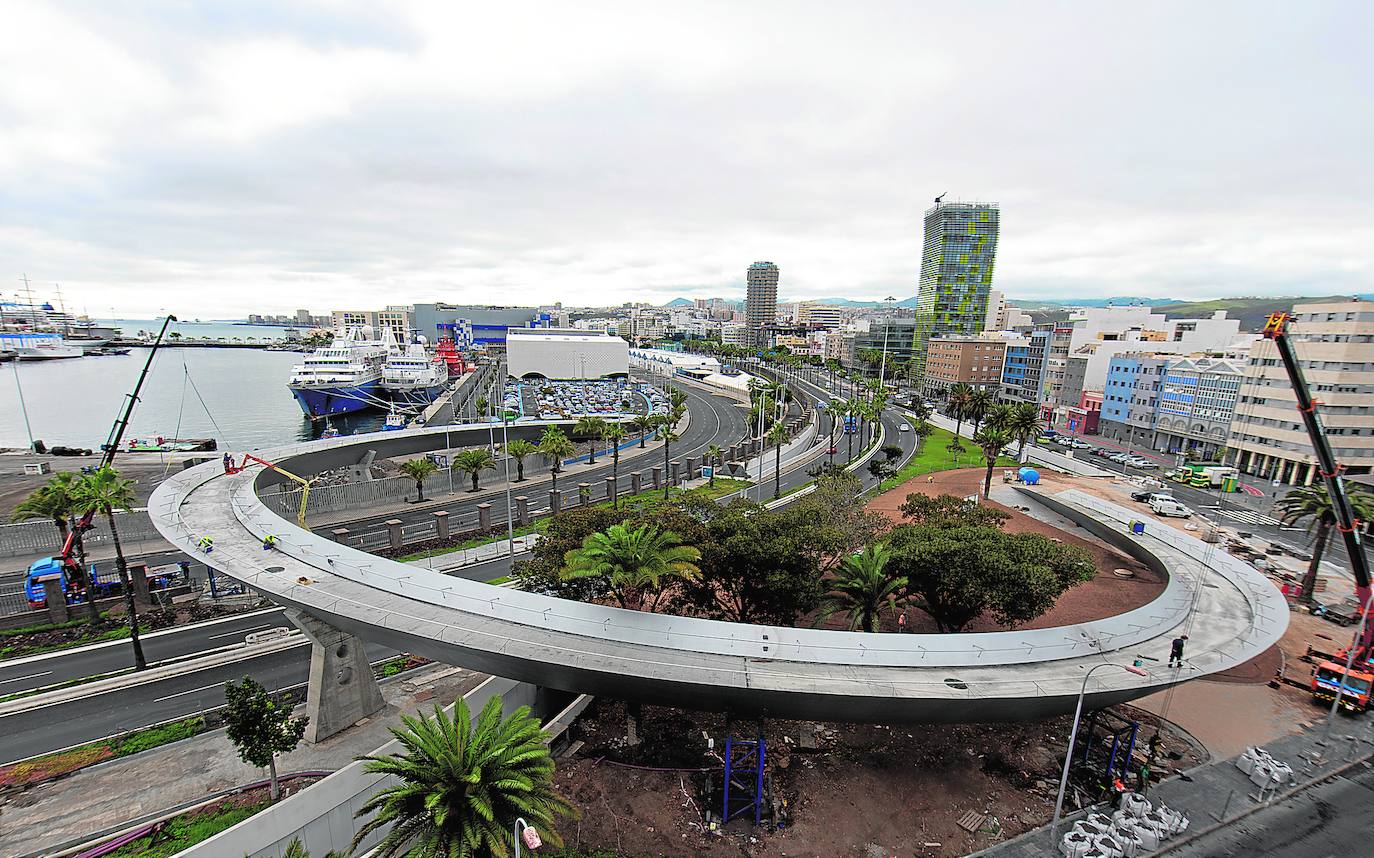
[1099,353,1244,459]
[1228,300,1374,483]
[924,336,1007,394]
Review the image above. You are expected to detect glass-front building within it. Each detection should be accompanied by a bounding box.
[911,201,1000,391]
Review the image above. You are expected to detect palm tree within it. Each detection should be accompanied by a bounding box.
[573,416,608,464]
[846,399,858,463]
[451,448,496,493]
[1006,402,1043,459]
[353,695,571,858]
[14,472,97,621]
[604,423,628,505]
[74,467,146,670]
[768,420,789,499]
[667,388,687,414]
[965,388,994,434]
[706,443,723,487]
[1277,485,1374,602]
[505,439,538,482]
[656,417,680,500]
[825,399,849,467]
[561,523,701,611]
[397,458,438,503]
[982,403,1014,433]
[972,426,1013,499]
[538,426,575,494]
[818,543,904,633]
[947,382,973,440]
[631,414,655,448]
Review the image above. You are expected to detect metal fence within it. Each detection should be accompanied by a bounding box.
[0,511,164,560]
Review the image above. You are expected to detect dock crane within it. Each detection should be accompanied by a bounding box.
[1263,311,1374,712]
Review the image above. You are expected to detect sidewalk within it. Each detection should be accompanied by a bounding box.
[0,663,484,857]
[971,718,1374,858]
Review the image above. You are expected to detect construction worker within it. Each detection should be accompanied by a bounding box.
[1136,762,1152,796]
[261,534,278,551]
[1147,732,1163,764]
[222,453,233,473]
[1169,634,1188,667]
[196,535,214,553]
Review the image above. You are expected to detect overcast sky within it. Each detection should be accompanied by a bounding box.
[2,1,1370,318]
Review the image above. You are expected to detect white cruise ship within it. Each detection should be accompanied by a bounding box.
[287,327,391,420]
[381,341,448,406]
[0,332,85,360]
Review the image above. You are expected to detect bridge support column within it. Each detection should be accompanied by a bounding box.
[477,503,492,531]
[578,483,591,507]
[385,519,404,551]
[651,467,661,489]
[631,472,642,494]
[432,510,450,541]
[549,490,561,515]
[286,608,385,744]
[605,475,617,505]
[515,495,529,525]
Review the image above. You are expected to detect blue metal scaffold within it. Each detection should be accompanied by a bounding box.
[722,734,766,826]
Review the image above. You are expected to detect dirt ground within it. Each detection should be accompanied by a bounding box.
[860,468,1165,633]
[553,700,1205,858]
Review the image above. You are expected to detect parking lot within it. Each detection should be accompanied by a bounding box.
[504,379,667,420]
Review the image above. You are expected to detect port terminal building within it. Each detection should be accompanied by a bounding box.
[506,328,629,380]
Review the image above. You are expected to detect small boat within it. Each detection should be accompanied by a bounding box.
[321,426,341,439]
[381,410,408,431]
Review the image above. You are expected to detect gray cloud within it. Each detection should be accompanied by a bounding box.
[1,1,1369,316]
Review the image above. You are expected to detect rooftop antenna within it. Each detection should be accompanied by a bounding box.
[934,192,947,204]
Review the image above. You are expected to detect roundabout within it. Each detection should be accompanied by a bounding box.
[149,418,1288,724]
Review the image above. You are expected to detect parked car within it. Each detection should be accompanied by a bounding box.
[1150,497,1193,518]
[1131,489,1172,503]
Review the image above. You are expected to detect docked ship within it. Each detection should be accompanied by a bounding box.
[381,341,449,406]
[0,331,85,360]
[287,327,391,420]
[434,337,467,378]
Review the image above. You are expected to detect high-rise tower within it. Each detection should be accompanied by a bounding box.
[745,261,779,350]
[911,201,1000,391]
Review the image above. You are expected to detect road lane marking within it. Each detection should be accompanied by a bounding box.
[0,671,52,685]
[154,681,229,702]
[207,624,272,641]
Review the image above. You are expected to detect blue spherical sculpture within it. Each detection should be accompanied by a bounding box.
[1018,467,1040,485]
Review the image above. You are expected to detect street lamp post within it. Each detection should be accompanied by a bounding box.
[1050,662,1148,843]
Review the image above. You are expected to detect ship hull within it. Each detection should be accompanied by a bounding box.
[290,379,383,420]
[383,381,447,406]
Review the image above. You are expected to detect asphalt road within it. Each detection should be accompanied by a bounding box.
[0,638,397,764]
[1167,763,1374,857]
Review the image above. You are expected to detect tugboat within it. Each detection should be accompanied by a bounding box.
[381,409,409,431]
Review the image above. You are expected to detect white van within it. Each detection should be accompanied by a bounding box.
[1150,497,1193,518]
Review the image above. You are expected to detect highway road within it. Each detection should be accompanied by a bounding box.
[0,636,398,765]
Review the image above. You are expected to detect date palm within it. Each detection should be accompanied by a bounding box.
[573,416,608,464]
[538,426,575,494]
[818,542,904,633]
[1277,485,1374,603]
[397,458,438,503]
[561,523,701,611]
[353,695,571,858]
[706,443,723,487]
[14,472,98,621]
[947,382,973,441]
[604,423,628,505]
[74,467,146,669]
[505,439,538,482]
[1006,402,1043,459]
[973,426,1013,499]
[451,448,496,493]
[656,417,680,500]
[824,399,849,467]
[767,420,789,499]
[965,388,994,435]
[630,414,655,448]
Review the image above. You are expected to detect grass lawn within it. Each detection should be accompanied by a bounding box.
[398,478,752,562]
[876,425,1019,493]
[0,716,205,789]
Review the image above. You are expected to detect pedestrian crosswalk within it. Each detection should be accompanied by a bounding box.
[1204,506,1285,527]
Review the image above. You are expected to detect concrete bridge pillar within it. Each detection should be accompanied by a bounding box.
[631,472,643,495]
[515,495,530,525]
[651,467,662,490]
[605,475,617,505]
[385,519,404,551]
[549,490,561,515]
[286,609,385,744]
[578,483,591,506]
[477,503,492,532]
[432,510,450,541]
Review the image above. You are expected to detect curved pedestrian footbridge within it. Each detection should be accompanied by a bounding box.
[149,427,1287,722]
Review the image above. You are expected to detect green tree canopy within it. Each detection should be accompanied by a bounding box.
[505,439,538,482]
[818,542,904,633]
[224,676,308,801]
[561,522,701,611]
[451,448,496,492]
[899,492,1011,529]
[397,457,438,502]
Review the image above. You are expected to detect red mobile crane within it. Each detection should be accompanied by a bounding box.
[1263,311,1373,713]
[27,316,179,604]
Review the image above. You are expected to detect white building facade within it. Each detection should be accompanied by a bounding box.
[506,328,629,379]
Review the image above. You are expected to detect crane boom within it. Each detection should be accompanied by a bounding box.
[1262,311,1372,658]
